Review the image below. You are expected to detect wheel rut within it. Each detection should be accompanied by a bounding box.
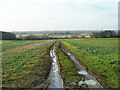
[62,48,103,88]
[33,42,64,89]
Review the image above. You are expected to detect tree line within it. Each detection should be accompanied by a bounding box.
[0,30,119,40]
[91,30,119,38]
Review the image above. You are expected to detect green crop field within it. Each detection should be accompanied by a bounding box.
[2,40,54,88]
[61,38,119,88]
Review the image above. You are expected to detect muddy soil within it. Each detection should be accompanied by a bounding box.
[18,40,53,50]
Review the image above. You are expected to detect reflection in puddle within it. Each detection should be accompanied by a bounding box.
[48,45,63,88]
[78,80,96,86]
[68,53,71,55]
[85,80,96,85]
[78,70,88,75]
[78,81,84,85]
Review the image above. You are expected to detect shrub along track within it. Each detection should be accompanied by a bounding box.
[2,40,55,88]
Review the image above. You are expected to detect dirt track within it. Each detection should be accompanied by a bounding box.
[36,41,103,89]
[20,40,53,50]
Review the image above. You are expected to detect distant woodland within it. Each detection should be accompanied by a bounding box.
[0,30,119,40]
[0,31,16,40]
[91,30,119,38]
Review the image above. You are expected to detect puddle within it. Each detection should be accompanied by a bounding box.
[78,81,85,85]
[85,80,96,85]
[48,44,63,88]
[78,71,88,75]
[78,80,96,86]
[68,53,71,55]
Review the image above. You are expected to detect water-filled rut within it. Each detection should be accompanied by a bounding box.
[48,43,63,88]
[62,49,103,88]
[34,42,63,89]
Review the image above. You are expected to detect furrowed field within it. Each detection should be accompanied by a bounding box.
[61,38,119,88]
[2,40,54,88]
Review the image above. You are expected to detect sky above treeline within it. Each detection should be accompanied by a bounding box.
[0,0,118,32]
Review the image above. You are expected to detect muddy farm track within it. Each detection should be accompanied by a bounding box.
[34,41,103,89]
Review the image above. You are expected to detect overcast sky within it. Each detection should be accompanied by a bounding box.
[0,0,119,31]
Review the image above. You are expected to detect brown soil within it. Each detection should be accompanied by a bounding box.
[18,40,53,50]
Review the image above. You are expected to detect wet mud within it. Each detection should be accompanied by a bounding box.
[33,42,63,89]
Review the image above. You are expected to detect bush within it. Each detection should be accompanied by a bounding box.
[1,31,16,40]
